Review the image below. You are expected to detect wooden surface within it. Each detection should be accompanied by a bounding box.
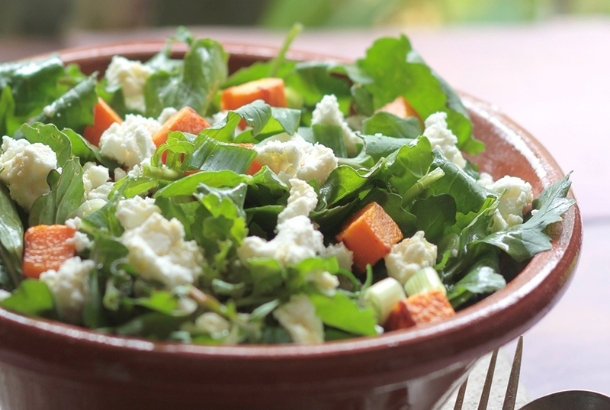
[0,17,606,403]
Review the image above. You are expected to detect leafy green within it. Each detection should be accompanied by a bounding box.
[0,183,24,290]
[480,175,575,262]
[446,250,506,309]
[0,56,66,136]
[354,35,483,154]
[29,76,98,134]
[362,111,422,139]
[310,291,377,336]
[29,158,84,226]
[145,38,228,117]
[0,279,58,319]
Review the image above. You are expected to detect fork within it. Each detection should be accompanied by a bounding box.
[453,336,523,410]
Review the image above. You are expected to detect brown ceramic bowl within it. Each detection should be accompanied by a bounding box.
[0,41,582,410]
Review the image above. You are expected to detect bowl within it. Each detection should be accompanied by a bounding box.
[0,41,582,410]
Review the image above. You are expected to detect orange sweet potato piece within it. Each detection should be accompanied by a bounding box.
[384,290,455,332]
[153,106,211,147]
[220,78,287,111]
[378,96,422,126]
[83,98,123,146]
[336,202,403,272]
[22,225,77,279]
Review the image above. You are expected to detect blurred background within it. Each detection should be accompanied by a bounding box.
[0,0,608,37]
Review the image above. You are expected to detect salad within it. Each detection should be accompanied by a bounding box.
[0,27,574,345]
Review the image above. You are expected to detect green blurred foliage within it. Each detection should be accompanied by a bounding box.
[260,0,610,27]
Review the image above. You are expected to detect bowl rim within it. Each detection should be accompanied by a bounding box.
[0,40,583,379]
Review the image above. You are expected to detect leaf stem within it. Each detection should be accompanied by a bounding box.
[269,23,303,77]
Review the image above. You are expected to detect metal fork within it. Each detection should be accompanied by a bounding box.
[453,336,524,410]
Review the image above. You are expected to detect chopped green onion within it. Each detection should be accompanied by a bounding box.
[404,267,446,297]
[363,277,405,325]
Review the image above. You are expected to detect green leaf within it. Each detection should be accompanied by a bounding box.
[354,35,482,154]
[318,165,369,207]
[145,38,228,117]
[312,123,347,157]
[114,312,191,339]
[362,111,422,140]
[0,279,58,319]
[29,158,85,226]
[412,194,457,244]
[480,175,575,262]
[385,136,434,194]
[134,291,180,315]
[0,183,24,289]
[309,292,377,336]
[29,76,97,134]
[428,149,489,215]
[20,123,73,167]
[155,170,247,199]
[284,61,352,114]
[446,250,505,309]
[188,136,257,174]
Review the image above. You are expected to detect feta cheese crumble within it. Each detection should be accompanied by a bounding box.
[273,294,324,344]
[99,114,161,169]
[254,133,338,185]
[277,179,318,224]
[0,136,58,210]
[311,94,362,156]
[105,56,154,113]
[115,196,161,230]
[238,215,326,267]
[423,112,466,169]
[384,231,437,285]
[486,175,534,232]
[119,212,205,289]
[40,257,95,324]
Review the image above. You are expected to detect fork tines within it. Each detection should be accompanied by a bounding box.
[453,336,524,410]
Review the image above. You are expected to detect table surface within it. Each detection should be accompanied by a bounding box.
[0,17,606,404]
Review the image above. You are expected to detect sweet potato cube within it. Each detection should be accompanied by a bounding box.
[22,225,77,279]
[153,106,210,147]
[336,202,403,272]
[379,96,422,125]
[384,290,456,332]
[220,78,287,111]
[83,98,122,146]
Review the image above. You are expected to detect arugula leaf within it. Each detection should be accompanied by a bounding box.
[311,123,347,158]
[412,194,457,244]
[29,76,97,134]
[114,311,192,339]
[385,136,434,195]
[29,158,84,226]
[155,170,247,199]
[362,111,422,140]
[284,61,352,117]
[446,250,505,309]
[480,175,575,262]
[145,38,227,117]
[354,35,482,154]
[0,279,58,319]
[0,86,19,137]
[20,123,73,167]
[188,136,257,174]
[428,149,489,215]
[0,183,24,290]
[0,56,66,136]
[309,292,377,336]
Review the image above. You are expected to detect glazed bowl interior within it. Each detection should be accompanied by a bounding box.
[0,41,582,410]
